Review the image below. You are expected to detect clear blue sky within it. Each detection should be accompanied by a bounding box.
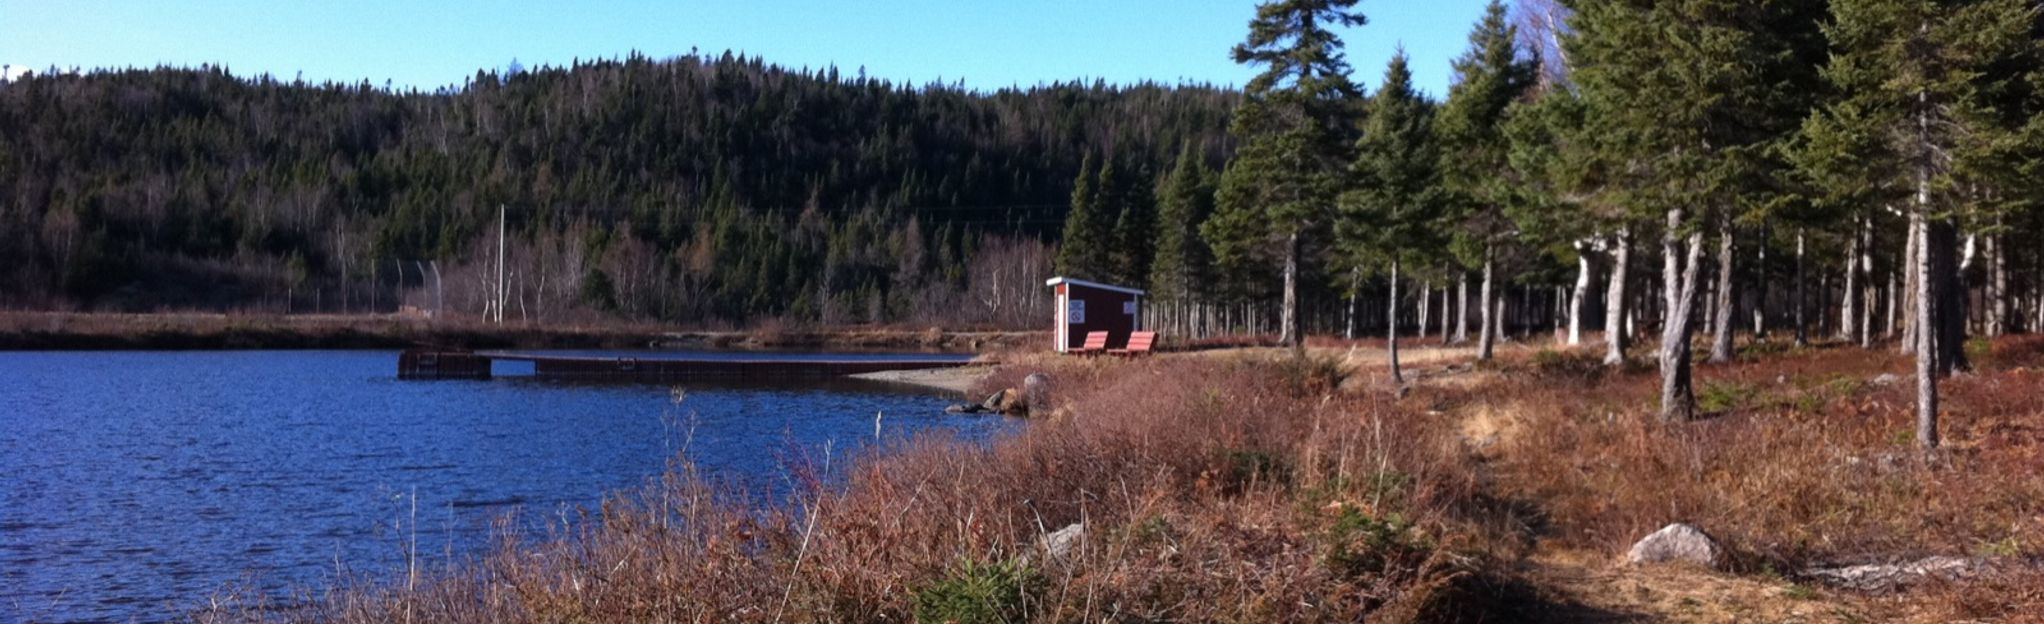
[1,0,1494,97]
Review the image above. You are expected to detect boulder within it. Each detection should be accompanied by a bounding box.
[1869,373,1902,386]
[1041,523,1084,560]
[995,388,1027,414]
[1625,523,1724,569]
[1022,373,1053,418]
[981,389,1009,412]
[945,403,988,414]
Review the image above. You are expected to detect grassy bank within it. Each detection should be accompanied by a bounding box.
[201,335,2044,622]
[0,312,1040,352]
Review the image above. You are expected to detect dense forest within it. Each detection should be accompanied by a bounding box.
[0,53,1236,325]
[1141,0,2041,441]
[4,0,2043,438]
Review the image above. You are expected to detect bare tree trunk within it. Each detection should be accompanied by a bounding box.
[1886,266,1899,340]
[1709,220,1736,362]
[1753,223,1769,338]
[1987,231,2006,336]
[1440,267,1452,345]
[1860,217,1875,347]
[1913,210,1939,450]
[1605,228,1632,366]
[1901,219,1921,353]
[1344,266,1360,340]
[1282,229,1301,352]
[1389,258,1403,385]
[1418,279,1432,344]
[1455,271,1470,344]
[1660,208,1705,422]
[1794,230,1808,347]
[1478,242,1497,361]
[1842,220,1861,345]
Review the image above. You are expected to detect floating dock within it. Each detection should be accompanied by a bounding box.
[398,349,971,381]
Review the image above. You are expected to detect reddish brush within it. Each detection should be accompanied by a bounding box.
[200,337,2044,622]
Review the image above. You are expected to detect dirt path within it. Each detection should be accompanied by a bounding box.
[1508,550,1868,623]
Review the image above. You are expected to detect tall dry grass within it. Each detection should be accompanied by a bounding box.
[200,336,2044,621]
[216,354,1492,622]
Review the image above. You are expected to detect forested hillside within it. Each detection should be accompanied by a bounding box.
[0,53,1236,324]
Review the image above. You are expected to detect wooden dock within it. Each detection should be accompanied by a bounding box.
[398,349,971,381]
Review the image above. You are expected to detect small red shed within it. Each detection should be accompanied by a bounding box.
[1045,277,1145,353]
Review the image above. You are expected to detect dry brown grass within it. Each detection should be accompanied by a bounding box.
[201,335,2044,622]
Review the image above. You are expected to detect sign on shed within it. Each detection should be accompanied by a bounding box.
[1045,277,1144,353]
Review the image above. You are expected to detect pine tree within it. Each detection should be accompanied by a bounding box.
[1056,154,1114,280]
[1109,160,1158,285]
[1205,0,1368,349]
[1340,51,1442,385]
[1566,0,1824,422]
[1150,145,1217,306]
[1436,0,1536,361]
[1503,90,1603,350]
[1807,0,2041,449]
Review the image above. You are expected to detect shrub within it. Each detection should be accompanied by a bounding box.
[1324,508,1426,579]
[1696,380,1760,413]
[912,558,1040,624]
[1275,352,1351,395]
[1528,348,1604,381]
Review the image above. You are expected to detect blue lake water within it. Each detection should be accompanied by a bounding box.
[0,350,1007,623]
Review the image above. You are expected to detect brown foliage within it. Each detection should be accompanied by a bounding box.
[204,336,2044,621]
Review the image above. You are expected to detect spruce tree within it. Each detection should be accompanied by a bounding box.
[1436,0,1536,362]
[1566,0,1824,422]
[1055,154,1113,280]
[1806,0,2041,448]
[1150,145,1217,307]
[1340,51,1442,385]
[1205,0,1367,349]
[1111,161,1158,285]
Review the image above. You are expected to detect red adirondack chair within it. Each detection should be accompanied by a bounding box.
[1109,331,1157,357]
[1072,330,1110,356]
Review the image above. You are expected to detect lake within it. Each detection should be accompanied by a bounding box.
[0,350,1008,623]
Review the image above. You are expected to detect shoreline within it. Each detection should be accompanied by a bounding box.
[0,312,1044,353]
[847,365,994,394]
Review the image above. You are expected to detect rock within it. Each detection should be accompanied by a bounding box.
[1022,373,1052,418]
[995,387,1026,414]
[1625,523,1724,569]
[1870,373,1901,386]
[945,403,988,414]
[1803,556,1990,592]
[981,389,1009,411]
[1041,523,1084,560]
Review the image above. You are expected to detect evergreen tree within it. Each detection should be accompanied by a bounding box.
[1566,0,1824,421]
[1151,145,1218,304]
[1205,0,1368,349]
[1055,154,1114,280]
[1804,0,2041,448]
[1112,161,1158,286]
[1340,51,1442,385]
[1436,0,1536,361]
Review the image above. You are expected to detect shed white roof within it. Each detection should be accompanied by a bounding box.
[1044,276,1146,296]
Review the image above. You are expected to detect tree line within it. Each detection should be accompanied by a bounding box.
[0,52,1236,325]
[1118,0,2040,449]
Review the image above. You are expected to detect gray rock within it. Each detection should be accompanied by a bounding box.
[945,403,987,414]
[1803,556,1989,592]
[1625,523,1723,569]
[981,389,1009,411]
[1022,373,1052,417]
[1041,522,1084,560]
[1870,373,1902,386]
